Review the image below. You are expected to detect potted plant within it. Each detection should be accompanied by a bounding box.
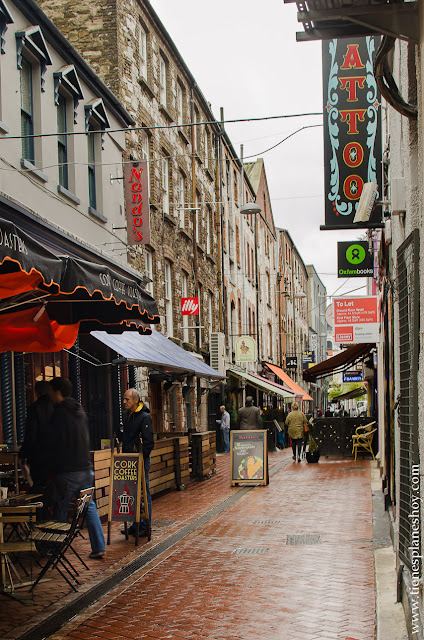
[306,436,320,463]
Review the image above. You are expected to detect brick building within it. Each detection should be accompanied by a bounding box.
[36,0,225,431]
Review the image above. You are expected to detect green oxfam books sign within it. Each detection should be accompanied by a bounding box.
[337,241,374,278]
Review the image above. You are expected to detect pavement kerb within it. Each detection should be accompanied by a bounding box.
[371,460,408,640]
[10,453,293,640]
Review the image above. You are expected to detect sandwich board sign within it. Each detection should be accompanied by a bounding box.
[107,451,150,545]
[230,430,268,487]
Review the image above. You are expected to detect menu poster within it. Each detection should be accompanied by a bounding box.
[230,430,268,486]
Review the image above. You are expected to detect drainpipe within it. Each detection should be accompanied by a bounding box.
[190,85,200,351]
[218,107,226,337]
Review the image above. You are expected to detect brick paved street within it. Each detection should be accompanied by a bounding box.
[33,450,376,640]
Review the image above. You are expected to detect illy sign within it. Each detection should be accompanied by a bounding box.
[181,297,199,315]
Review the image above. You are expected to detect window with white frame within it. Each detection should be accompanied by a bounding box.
[193,106,199,151]
[20,57,34,163]
[195,191,200,243]
[204,128,209,169]
[162,156,169,214]
[159,53,167,106]
[177,172,185,228]
[176,81,184,126]
[139,24,147,80]
[144,249,153,295]
[208,291,213,334]
[57,93,68,189]
[164,260,173,337]
[206,204,211,254]
[181,272,189,343]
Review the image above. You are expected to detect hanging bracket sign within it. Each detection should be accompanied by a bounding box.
[124,161,150,245]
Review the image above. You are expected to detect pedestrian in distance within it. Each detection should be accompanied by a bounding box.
[236,396,262,430]
[216,405,231,452]
[119,388,154,537]
[48,377,106,559]
[285,402,308,463]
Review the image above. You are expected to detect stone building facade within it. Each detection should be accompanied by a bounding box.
[36,0,223,431]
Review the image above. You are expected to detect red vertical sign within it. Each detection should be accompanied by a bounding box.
[124,161,150,245]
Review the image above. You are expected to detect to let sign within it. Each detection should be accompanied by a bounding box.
[124,161,150,245]
[334,296,378,344]
[181,297,199,315]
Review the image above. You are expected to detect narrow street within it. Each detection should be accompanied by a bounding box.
[41,451,376,640]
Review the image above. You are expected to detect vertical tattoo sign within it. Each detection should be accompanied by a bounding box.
[322,37,382,227]
[124,160,150,245]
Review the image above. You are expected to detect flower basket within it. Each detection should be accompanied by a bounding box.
[306,451,320,463]
[306,436,320,463]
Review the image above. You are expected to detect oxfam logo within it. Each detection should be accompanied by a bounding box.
[346,244,366,265]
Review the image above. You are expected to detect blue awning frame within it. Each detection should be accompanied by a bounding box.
[91,329,225,380]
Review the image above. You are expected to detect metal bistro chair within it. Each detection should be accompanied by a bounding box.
[351,421,377,461]
[31,487,94,592]
[0,503,41,600]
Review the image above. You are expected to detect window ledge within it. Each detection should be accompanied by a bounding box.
[138,76,154,98]
[206,254,216,265]
[57,184,80,205]
[159,104,174,122]
[0,121,9,134]
[194,152,203,165]
[164,213,177,227]
[197,243,204,254]
[88,206,107,223]
[178,128,190,145]
[20,159,48,183]
[169,336,182,346]
[205,167,214,181]
[179,228,192,241]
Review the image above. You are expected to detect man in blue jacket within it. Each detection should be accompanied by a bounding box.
[120,388,154,536]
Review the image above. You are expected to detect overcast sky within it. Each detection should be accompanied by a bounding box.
[150,0,367,301]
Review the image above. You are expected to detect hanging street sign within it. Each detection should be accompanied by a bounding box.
[181,297,199,315]
[124,161,150,245]
[286,356,298,369]
[235,336,257,362]
[338,241,374,277]
[322,37,382,228]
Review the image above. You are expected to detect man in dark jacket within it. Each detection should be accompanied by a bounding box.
[120,388,154,536]
[19,380,53,491]
[236,396,262,430]
[48,377,106,559]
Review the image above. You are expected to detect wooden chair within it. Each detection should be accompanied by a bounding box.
[0,504,39,599]
[352,421,377,460]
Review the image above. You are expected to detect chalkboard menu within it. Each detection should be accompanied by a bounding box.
[230,430,268,486]
[107,452,150,545]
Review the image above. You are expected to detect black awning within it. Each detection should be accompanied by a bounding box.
[0,216,62,298]
[303,343,374,382]
[57,256,159,323]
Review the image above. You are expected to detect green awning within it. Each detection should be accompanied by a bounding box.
[228,368,294,399]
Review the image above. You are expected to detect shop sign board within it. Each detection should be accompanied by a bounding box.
[230,430,268,486]
[235,336,257,362]
[124,161,150,245]
[302,351,315,370]
[337,241,374,277]
[343,370,363,382]
[322,37,382,227]
[181,297,199,315]
[286,356,297,369]
[334,296,378,343]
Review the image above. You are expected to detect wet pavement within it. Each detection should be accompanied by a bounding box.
[1,449,378,640]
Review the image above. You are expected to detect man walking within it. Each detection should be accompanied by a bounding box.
[120,388,154,537]
[216,405,231,452]
[48,377,106,559]
[236,396,262,430]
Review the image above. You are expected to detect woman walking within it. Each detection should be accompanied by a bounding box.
[286,402,308,463]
